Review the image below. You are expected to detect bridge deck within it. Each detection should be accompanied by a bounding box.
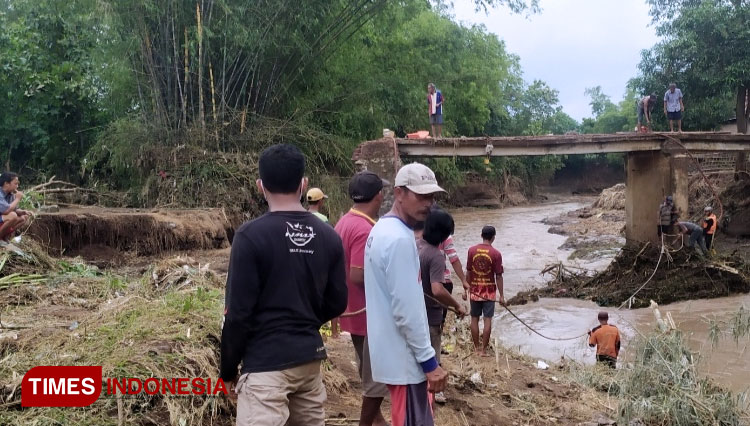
[393,132,750,157]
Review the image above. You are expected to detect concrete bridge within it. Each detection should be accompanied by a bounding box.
[352,132,750,245]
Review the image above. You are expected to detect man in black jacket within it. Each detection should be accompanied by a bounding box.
[220,143,347,426]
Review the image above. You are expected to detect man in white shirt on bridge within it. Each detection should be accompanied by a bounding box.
[663,83,684,133]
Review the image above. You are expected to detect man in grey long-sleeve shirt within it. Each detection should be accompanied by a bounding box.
[364,163,448,426]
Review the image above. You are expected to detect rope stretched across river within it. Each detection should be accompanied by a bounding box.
[457,291,590,341]
[339,291,589,341]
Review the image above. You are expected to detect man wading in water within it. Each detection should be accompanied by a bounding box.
[588,311,621,369]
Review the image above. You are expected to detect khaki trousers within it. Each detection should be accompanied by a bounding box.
[236,360,326,426]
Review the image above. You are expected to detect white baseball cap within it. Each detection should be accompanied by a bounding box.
[394,163,446,195]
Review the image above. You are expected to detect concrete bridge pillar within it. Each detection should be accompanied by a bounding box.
[352,139,402,215]
[625,152,689,245]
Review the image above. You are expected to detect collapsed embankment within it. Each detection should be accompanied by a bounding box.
[24,208,236,264]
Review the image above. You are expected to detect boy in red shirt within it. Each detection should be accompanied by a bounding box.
[465,225,504,356]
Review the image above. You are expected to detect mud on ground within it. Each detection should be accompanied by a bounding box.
[325,314,609,426]
[25,207,236,260]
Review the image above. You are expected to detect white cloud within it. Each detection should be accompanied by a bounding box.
[452,0,657,121]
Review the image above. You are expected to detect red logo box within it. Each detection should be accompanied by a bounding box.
[22,366,102,407]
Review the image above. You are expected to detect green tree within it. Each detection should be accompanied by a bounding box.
[581,88,638,134]
[0,0,104,175]
[633,0,749,133]
[584,86,616,118]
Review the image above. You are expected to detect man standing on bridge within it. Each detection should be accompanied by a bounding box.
[427,83,444,138]
[637,93,657,131]
[663,83,684,132]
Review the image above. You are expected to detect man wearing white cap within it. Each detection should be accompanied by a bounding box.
[364,162,447,426]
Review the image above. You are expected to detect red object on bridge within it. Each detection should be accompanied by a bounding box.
[406,130,430,139]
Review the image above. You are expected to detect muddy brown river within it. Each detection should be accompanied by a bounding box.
[449,201,750,393]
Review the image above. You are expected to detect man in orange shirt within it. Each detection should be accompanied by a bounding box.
[588,311,621,369]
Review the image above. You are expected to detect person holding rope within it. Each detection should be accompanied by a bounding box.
[702,206,717,252]
[588,311,621,369]
[677,221,708,256]
[334,171,389,426]
[220,144,348,426]
[417,207,467,404]
[465,225,504,357]
[657,195,678,237]
[365,162,448,426]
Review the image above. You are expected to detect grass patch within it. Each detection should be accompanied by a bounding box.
[569,328,750,425]
[0,256,230,425]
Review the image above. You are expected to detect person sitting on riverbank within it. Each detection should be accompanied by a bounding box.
[417,207,467,404]
[0,172,32,241]
[677,221,707,256]
[307,187,329,223]
[466,225,504,357]
[588,311,620,369]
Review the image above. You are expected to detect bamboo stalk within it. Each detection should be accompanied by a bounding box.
[196,3,205,130]
[184,27,190,124]
[209,62,219,144]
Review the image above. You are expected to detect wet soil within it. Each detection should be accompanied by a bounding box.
[324,319,606,426]
[25,207,236,257]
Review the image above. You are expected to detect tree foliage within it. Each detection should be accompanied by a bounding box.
[580,87,638,134]
[0,0,105,174]
[1,0,579,198]
[632,0,749,132]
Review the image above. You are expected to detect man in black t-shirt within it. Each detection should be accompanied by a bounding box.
[220,144,347,426]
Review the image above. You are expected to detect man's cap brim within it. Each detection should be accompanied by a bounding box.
[405,184,446,195]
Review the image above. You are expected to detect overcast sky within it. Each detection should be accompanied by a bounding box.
[452,0,657,122]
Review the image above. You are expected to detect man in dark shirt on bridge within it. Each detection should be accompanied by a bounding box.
[220,143,347,426]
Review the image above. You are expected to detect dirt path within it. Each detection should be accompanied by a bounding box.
[324,319,608,426]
